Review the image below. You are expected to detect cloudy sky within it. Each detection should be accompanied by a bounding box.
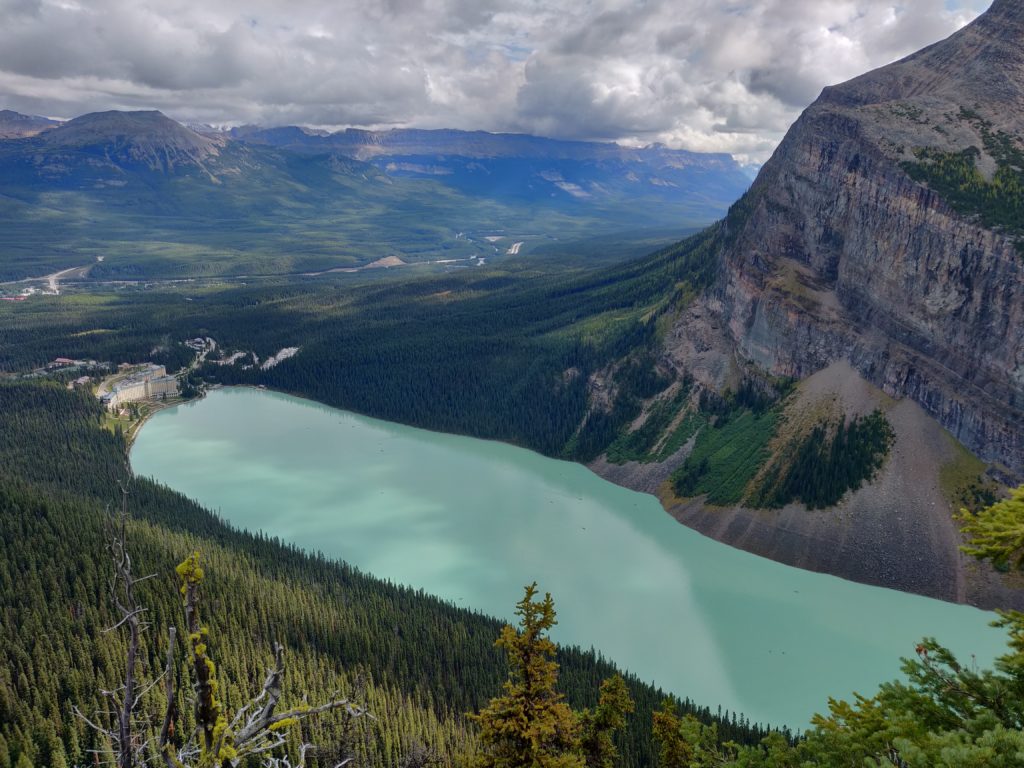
[0,0,992,162]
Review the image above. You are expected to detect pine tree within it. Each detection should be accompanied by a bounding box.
[652,701,726,768]
[957,484,1024,569]
[579,676,634,768]
[650,701,692,768]
[470,584,583,768]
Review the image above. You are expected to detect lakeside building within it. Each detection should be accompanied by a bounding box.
[100,364,179,410]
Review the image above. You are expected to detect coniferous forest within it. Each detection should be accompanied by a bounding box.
[0,380,775,768]
[5,377,1024,767]
[9,3,1024,766]
[3,209,1022,766]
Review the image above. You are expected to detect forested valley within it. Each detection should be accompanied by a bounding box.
[2,197,1023,767]
[0,379,776,767]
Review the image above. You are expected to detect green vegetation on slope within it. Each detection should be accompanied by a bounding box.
[753,410,895,510]
[902,146,1024,239]
[668,389,896,512]
[0,226,724,464]
[605,382,692,465]
[902,109,1024,247]
[0,379,774,768]
[671,409,780,506]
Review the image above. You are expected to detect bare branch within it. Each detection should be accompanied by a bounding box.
[83,527,370,768]
[102,607,149,634]
[72,705,115,739]
[265,697,371,730]
[233,642,286,745]
[157,627,184,768]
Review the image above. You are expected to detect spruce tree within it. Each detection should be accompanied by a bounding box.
[957,484,1024,569]
[579,676,634,768]
[651,702,692,768]
[470,583,583,768]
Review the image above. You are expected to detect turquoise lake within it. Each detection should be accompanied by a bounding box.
[131,387,1006,729]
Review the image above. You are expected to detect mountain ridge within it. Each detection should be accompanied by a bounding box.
[0,109,61,138]
[585,0,1024,607]
[685,0,1024,475]
[230,124,740,166]
[0,107,751,282]
[36,109,222,171]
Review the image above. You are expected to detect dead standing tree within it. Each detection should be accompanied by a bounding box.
[76,492,369,768]
[73,484,157,768]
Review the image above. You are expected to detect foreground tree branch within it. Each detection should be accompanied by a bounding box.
[79,510,367,768]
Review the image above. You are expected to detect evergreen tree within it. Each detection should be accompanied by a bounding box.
[650,701,692,768]
[579,676,634,768]
[957,484,1024,569]
[470,584,583,768]
[0,380,768,768]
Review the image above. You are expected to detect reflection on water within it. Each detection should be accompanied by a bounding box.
[132,387,1005,728]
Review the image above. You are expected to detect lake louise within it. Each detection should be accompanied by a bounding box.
[131,386,1006,729]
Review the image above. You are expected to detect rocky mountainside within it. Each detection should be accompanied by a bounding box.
[589,0,1024,608]
[35,109,224,172]
[680,0,1024,476]
[0,109,60,138]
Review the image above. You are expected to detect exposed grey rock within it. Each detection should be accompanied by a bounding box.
[591,1,1024,605]
[39,110,222,172]
[684,0,1024,476]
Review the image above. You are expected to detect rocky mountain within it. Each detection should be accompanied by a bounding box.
[230,126,751,210]
[700,0,1024,474]
[0,109,235,189]
[36,110,222,171]
[0,109,61,138]
[602,0,1024,607]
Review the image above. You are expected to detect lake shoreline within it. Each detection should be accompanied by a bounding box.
[155,383,1018,611]
[130,385,1006,730]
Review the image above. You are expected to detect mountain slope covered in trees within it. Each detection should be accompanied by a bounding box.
[0,380,774,767]
[6,6,1022,609]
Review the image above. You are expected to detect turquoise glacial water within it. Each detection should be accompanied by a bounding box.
[131,387,1006,728]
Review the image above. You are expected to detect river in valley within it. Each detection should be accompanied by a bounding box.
[131,387,1006,728]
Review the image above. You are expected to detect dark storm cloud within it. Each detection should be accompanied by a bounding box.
[0,0,990,161]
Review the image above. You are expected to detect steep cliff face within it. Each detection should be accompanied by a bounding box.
[686,0,1024,475]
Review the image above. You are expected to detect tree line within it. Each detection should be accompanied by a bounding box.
[0,379,776,767]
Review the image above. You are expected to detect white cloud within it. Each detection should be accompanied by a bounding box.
[0,0,991,161]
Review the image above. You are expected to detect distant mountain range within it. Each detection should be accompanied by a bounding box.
[227,124,750,205]
[0,109,751,281]
[0,109,60,138]
[0,108,750,205]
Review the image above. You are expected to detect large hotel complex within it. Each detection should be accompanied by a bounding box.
[100,364,179,410]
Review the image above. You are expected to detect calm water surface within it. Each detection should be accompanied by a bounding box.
[132,387,1006,728]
